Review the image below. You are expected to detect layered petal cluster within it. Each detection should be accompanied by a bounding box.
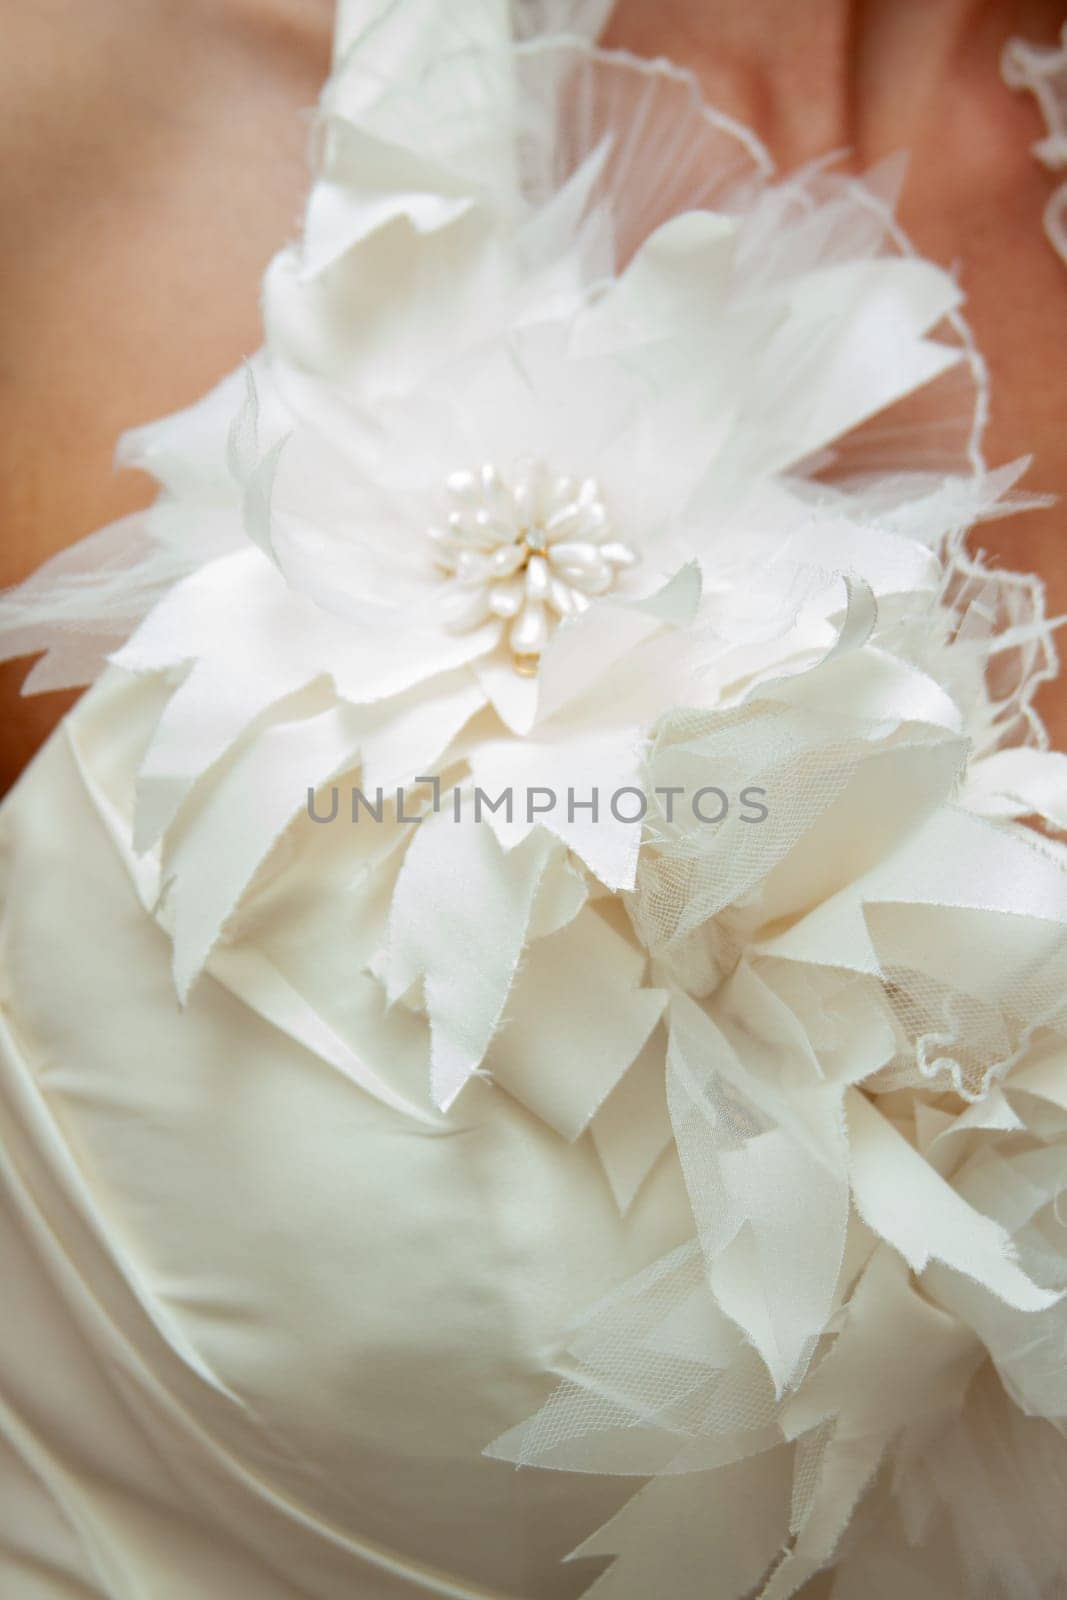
[3,2,1067,1596]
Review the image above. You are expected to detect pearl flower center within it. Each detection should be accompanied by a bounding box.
[429,459,637,675]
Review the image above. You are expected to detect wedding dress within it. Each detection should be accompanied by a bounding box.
[3,4,1067,1597]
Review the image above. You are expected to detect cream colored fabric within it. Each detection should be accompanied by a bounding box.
[0,679,692,1599]
[5,3,1067,1595]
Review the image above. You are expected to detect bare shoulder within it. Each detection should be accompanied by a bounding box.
[0,0,331,789]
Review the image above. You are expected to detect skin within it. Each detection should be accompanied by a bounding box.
[0,0,334,788]
[1,0,1066,792]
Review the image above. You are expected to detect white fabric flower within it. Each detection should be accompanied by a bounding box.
[2,3,1067,1598]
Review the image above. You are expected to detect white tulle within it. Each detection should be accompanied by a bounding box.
[1004,22,1067,267]
[3,3,1067,1598]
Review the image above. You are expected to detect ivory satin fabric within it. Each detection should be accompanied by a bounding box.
[0,677,692,1599]
[7,3,1067,1595]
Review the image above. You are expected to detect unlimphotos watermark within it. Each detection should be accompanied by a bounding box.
[307,780,770,826]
